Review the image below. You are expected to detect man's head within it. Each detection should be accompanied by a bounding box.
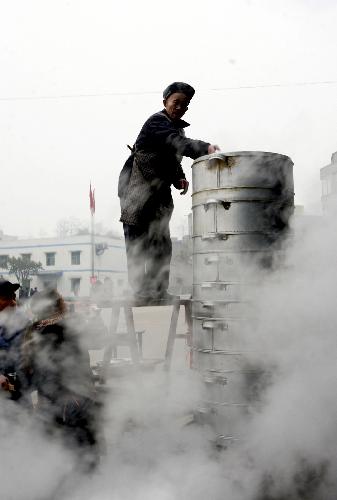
[0,280,20,311]
[163,82,195,121]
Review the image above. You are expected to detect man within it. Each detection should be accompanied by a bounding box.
[119,81,219,301]
[27,289,101,470]
[0,280,28,401]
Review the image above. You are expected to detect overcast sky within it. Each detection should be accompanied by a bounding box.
[0,0,336,239]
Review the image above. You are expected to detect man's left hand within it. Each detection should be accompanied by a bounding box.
[178,179,189,195]
[0,375,10,391]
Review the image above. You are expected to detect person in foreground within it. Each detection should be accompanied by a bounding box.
[0,279,29,403]
[24,289,100,471]
[119,81,219,301]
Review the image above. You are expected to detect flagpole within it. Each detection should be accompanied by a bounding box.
[91,211,95,280]
[89,182,96,282]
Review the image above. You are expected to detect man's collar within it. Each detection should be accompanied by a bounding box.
[161,110,190,128]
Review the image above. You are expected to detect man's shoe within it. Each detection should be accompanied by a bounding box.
[132,291,153,305]
[152,291,176,303]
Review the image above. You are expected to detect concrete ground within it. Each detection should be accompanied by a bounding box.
[90,305,191,372]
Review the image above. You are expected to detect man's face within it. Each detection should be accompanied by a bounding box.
[0,296,16,311]
[163,92,190,121]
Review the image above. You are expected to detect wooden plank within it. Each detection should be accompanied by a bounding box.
[164,299,180,370]
[123,304,140,365]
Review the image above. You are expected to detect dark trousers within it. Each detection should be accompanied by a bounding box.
[123,217,172,296]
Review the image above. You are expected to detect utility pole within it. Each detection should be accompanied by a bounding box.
[89,183,96,283]
[91,212,95,279]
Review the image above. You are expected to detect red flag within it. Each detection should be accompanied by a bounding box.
[89,183,95,215]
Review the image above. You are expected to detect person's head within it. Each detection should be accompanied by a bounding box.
[30,289,66,321]
[163,82,195,121]
[0,280,20,311]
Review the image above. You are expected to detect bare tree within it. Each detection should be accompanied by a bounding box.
[3,256,43,286]
[55,218,121,238]
[56,217,89,237]
[94,222,122,238]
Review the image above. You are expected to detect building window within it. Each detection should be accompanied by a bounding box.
[322,179,329,196]
[46,252,56,266]
[0,255,8,268]
[70,278,81,296]
[21,253,31,261]
[71,251,81,265]
[332,173,337,194]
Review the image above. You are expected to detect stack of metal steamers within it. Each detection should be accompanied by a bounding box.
[190,151,294,445]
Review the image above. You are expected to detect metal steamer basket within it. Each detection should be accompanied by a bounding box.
[191,151,294,440]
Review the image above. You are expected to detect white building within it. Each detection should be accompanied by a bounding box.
[320,151,337,213]
[0,234,127,298]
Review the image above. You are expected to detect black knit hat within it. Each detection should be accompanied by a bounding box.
[0,280,20,299]
[163,82,195,100]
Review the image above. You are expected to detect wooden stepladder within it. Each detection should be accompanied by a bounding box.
[164,295,192,370]
[101,298,140,381]
[100,295,192,381]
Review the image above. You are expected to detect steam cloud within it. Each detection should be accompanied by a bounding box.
[0,213,336,499]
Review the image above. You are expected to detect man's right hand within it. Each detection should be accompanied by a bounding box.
[178,178,189,195]
[208,144,220,154]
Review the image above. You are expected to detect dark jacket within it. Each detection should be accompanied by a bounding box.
[0,309,28,400]
[29,319,94,407]
[27,317,99,454]
[8,305,101,457]
[119,110,210,226]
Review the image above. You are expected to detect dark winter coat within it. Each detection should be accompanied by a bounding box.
[27,315,99,455]
[0,309,28,400]
[119,110,210,226]
[29,319,94,408]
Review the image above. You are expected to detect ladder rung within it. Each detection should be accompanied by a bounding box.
[111,331,145,336]
[111,334,138,345]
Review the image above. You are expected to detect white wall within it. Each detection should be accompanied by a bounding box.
[0,234,127,297]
